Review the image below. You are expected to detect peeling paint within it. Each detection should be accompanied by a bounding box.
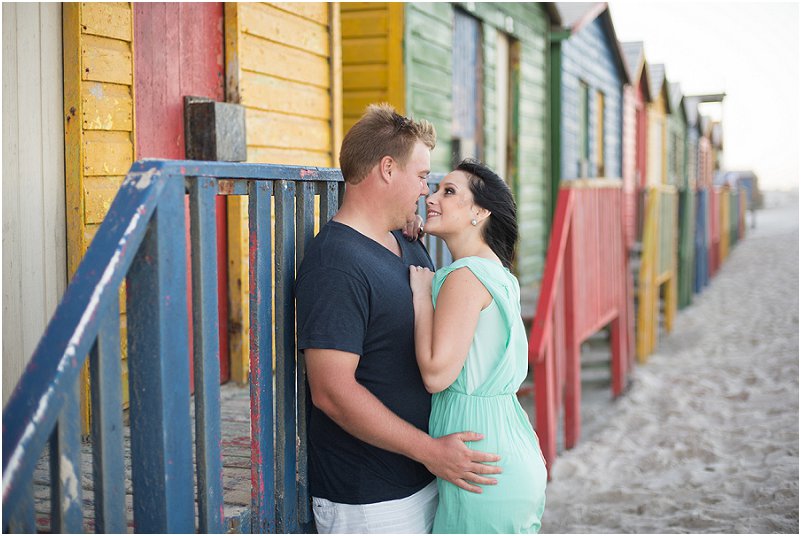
[60,455,80,513]
[131,168,158,191]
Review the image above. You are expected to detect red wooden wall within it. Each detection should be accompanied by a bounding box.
[133,3,230,382]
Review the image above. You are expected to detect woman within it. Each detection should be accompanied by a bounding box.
[410,159,547,533]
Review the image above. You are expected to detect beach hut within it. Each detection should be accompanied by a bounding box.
[340,2,559,298]
[620,41,652,252]
[684,96,708,294]
[225,2,342,381]
[2,3,67,406]
[550,3,630,189]
[3,2,341,426]
[668,82,695,310]
[636,63,678,361]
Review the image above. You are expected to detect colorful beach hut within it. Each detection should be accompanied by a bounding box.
[620,41,652,252]
[668,82,695,310]
[636,63,678,361]
[684,96,708,294]
[3,2,342,425]
[341,2,559,296]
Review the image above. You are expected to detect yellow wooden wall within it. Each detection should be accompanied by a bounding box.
[341,2,405,133]
[63,2,135,423]
[225,2,342,383]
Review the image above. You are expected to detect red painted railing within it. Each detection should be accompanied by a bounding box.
[528,180,633,474]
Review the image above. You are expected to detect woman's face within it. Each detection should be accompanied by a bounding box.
[423,170,479,238]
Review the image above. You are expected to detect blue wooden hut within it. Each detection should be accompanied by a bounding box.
[550,2,630,220]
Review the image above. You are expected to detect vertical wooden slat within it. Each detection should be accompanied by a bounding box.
[248,180,275,533]
[7,480,35,533]
[275,180,298,532]
[319,181,339,228]
[49,381,83,533]
[295,182,316,525]
[189,177,225,533]
[89,294,126,534]
[127,178,195,533]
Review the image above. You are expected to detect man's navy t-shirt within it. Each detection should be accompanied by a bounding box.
[295,220,436,504]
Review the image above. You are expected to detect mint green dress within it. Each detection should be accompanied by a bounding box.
[430,257,547,534]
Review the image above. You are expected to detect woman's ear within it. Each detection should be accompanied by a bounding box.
[475,207,492,225]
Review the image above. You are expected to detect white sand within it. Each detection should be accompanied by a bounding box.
[541,192,799,534]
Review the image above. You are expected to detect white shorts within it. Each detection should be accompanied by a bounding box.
[312,480,438,534]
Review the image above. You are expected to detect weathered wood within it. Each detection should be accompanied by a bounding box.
[247,180,275,533]
[275,181,298,532]
[49,381,83,533]
[240,3,329,56]
[89,295,126,533]
[247,109,331,151]
[8,478,36,532]
[189,178,226,533]
[81,35,133,85]
[295,182,316,525]
[80,2,132,41]
[127,177,195,532]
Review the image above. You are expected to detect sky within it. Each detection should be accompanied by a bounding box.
[608,1,800,191]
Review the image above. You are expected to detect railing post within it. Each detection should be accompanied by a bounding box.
[189,177,225,533]
[275,181,298,533]
[49,380,83,533]
[89,294,126,533]
[127,177,195,533]
[248,180,276,533]
[562,219,581,450]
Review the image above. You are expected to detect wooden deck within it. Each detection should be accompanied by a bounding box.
[32,383,253,533]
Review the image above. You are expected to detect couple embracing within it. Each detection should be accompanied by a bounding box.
[295,104,547,534]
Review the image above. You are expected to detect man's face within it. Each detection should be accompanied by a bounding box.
[391,141,431,227]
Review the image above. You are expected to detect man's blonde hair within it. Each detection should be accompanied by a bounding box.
[339,103,436,185]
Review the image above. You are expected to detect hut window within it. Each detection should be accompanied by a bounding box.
[451,8,484,167]
[596,90,605,177]
[578,81,589,177]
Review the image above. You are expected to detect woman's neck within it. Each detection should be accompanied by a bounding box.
[443,234,500,265]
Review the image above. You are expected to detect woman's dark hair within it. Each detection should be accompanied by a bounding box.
[456,159,518,270]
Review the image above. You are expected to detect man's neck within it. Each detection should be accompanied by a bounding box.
[333,205,401,255]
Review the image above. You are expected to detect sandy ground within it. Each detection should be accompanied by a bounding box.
[540,191,799,534]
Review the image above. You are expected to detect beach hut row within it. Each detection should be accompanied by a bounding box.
[3,2,751,531]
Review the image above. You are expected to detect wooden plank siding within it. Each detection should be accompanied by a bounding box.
[132,3,230,385]
[341,2,551,291]
[341,2,404,133]
[468,2,551,289]
[225,2,341,382]
[560,16,625,182]
[2,3,67,406]
[646,67,670,186]
[405,3,453,172]
[63,2,135,426]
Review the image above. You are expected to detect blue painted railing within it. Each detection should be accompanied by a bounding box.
[2,160,448,533]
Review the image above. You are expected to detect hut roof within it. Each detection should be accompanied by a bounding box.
[669,82,686,121]
[647,63,672,113]
[621,41,652,101]
[684,97,701,132]
[554,2,631,84]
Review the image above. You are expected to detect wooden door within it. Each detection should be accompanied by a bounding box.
[133,3,229,384]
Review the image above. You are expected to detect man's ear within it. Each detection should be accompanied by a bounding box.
[379,155,394,183]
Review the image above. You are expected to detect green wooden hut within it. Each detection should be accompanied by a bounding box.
[341,2,559,303]
[668,82,695,309]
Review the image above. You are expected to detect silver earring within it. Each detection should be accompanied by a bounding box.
[471,218,478,226]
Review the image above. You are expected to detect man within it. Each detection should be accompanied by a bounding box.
[295,104,501,533]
